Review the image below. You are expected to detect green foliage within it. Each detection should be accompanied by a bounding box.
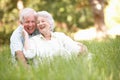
[0,0,94,44]
[0,0,19,23]
[0,37,120,80]
[26,0,93,29]
[0,0,19,45]
[1,0,119,45]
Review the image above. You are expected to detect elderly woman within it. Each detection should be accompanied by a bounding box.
[23,11,88,60]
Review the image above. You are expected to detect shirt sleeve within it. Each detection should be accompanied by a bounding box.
[57,32,80,54]
[23,49,36,59]
[10,31,23,57]
[23,37,37,59]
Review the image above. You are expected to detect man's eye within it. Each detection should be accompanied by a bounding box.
[32,21,35,23]
[25,21,29,23]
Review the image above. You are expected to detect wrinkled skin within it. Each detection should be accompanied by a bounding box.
[23,14,36,35]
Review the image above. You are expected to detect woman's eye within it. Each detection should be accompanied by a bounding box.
[42,21,44,22]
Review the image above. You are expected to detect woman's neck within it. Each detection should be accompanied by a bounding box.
[42,31,51,40]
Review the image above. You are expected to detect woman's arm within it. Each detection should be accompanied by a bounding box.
[58,32,88,55]
[75,42,88,55]
[22,29,36,59]
[23,29,30,50]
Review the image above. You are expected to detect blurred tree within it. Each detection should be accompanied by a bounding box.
[89,0,108,38]
[0,0,19,44]
[0,0,19,30]
[0,0,112,44]
[24,0,93,34]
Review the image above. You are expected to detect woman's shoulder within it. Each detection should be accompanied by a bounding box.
[53,32,68,39]
[54,32,66,36]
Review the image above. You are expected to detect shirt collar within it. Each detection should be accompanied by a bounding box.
[39,32,56,40]
[20,25,23,28]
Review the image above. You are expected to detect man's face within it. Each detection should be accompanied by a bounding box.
[23,15,36,35]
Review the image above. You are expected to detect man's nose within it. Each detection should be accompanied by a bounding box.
[29,22,34,26]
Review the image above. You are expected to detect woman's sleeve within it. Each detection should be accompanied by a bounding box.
[23,38,36,59]
[59,33,80,54]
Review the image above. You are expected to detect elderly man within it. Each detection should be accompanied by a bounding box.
[10,8,39,66]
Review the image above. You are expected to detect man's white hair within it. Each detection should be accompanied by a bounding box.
[19,8,37,24]
[37,11,54,31]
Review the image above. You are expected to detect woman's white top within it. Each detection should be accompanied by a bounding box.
[23,32,81,59]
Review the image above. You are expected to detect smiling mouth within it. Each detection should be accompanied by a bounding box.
[40,27,44,29]
[39,25,45,29]
[28,27,34,30]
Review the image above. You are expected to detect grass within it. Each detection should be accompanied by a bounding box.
[0,37,120,80]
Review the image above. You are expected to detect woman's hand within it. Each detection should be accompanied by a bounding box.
[22,29,30,50]
[22,29,29,39]
[76,42,88,55]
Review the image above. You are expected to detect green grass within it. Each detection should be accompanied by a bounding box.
[0,37,120,80]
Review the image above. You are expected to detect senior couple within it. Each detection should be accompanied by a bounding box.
[10,8,88,66]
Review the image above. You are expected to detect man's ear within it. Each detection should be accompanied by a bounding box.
[20,21,23,24]
[18,20,23,25]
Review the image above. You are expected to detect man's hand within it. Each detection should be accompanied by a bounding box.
[15,50,28,67]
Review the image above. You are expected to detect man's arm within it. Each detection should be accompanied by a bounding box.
[10,26,28,67]
[15,50,28,67]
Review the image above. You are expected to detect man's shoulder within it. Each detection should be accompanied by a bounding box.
[11,25,23,34]
[10,25,23,40]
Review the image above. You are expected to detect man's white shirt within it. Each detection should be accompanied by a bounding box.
[10,25,39,62]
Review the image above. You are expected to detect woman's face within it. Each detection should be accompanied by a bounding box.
[37,16,51,34]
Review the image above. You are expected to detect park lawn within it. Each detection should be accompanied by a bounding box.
[0,37,120,80]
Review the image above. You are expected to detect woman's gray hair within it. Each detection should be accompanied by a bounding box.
[19,8,37,24]
[37,11,54,31]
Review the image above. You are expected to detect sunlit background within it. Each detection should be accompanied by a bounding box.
[0,0,120,44]
[0,1,120,80]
